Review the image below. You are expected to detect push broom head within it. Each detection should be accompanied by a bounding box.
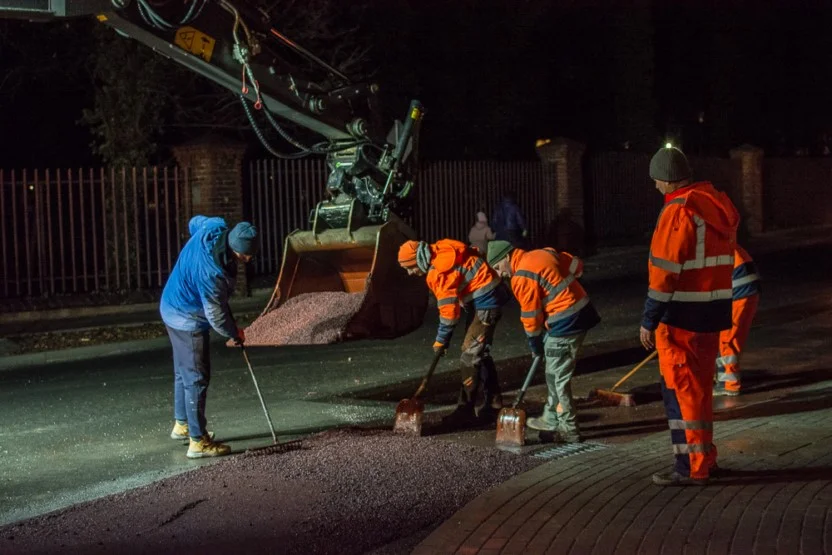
[243,439,304,457]
[586,350,657,407]
[587,388,636,407]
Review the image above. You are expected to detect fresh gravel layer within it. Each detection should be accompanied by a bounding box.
[1,428,543,555]
[240,291,367,346]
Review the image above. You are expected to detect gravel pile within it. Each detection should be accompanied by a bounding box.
[1,429,543,555]
[241,291,367,346]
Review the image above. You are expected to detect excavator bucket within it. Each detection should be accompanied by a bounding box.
[244,217,428,346]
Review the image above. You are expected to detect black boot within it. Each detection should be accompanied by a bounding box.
[441,404,479,429]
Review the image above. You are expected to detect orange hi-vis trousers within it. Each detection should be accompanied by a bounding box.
[717,294,759,393]
[656,323,719,480]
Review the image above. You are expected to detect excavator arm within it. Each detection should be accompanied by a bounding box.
[0,0,424,229]
[0,0,430,345]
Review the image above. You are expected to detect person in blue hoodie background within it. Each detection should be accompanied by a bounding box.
[160,215,257,459]
[491,192,528,248]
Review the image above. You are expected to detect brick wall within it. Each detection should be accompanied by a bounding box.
[172,138,250,296]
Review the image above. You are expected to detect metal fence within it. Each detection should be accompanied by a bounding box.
[765,157,832,229]
[586,152,740,245]
[247,158,329,277]
[14,152,822,299]
[585,152,661,244]
[0,167,190,298]
[413,160,554,245]
[248,159,555,275]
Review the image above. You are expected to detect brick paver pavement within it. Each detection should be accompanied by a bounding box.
[415,384,832,555]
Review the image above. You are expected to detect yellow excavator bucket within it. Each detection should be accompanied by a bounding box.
[245,217,428,346]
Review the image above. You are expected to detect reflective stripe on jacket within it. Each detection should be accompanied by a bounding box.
[732,245,761,300]
[426,239,508,344]
[509,247,599,337]
[641,182,740,333]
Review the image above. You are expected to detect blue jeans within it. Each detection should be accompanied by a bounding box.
[166,326,211,439]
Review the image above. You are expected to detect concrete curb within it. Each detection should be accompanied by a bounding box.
[0,288,273,326]
[0,337,171,372]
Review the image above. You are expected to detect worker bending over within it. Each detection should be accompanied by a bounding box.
[160,215,257,459]
[487,240,600,443]
[398,239,510,428]
[715,245,761,396]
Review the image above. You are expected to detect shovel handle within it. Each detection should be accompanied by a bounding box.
[412,349,444,399]
[512,355,544,409]
[610,350,658,392]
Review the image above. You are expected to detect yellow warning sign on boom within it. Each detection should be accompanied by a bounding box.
[174,26,216,63]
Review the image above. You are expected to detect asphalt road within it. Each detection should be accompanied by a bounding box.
[1,240,830,527]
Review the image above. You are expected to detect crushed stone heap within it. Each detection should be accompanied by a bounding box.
[238,291,367,346]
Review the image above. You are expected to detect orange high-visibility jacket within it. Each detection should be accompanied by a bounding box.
[732,245,761,300]
[426,239,506,345]
[641,181,740,333]
[509,247,599,337]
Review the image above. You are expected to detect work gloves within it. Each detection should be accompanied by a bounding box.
[433,341,447,357]
[527,335,544,358]
[233,328,246,347]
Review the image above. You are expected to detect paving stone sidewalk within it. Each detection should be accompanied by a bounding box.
[415,383,832,555]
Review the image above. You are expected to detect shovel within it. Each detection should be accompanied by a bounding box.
[393,350,444,436]
[495,355,543,447]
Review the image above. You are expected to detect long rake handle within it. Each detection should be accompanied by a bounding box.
[412,350,445,399]
[512,356,543,409]
[610,350,658,392]
[242,347,278,445]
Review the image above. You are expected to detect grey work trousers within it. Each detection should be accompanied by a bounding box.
[538,332,587,433]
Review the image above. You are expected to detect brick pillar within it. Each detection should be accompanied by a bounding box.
[729,144,764,236]
[172,137,250,296]
[536,138,588,255]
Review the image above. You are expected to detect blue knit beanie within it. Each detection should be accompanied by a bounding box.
[228,222,259,256]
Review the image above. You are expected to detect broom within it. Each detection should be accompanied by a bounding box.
[239,347,303,457]
[588,350,657,407]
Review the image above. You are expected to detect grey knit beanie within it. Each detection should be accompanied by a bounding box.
[649,146,692,182]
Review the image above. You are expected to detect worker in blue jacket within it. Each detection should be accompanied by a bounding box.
[160,215,257,459]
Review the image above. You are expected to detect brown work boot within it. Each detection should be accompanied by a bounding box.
[713,383,740,397]
[557,425,583,444]
[652,471,709,486]
[187,435,231,459]
[170,421,214,441]
[170,421,189,440]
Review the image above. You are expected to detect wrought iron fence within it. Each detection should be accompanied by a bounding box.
[585,152,739,245]
[248,159,556,275]
[0,167,190,298]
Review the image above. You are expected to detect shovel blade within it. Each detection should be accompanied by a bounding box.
[393,398,425,435]
[495,407,527,446]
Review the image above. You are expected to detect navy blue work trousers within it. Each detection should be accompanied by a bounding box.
[166,326,211,439]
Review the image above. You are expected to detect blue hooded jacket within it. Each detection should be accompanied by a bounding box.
[160,216,240,338]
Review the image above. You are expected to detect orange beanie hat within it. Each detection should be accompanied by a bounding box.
[397,240,420,268]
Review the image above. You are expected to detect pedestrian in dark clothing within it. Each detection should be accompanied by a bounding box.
[160,215,257,459]
[491,193,528,248]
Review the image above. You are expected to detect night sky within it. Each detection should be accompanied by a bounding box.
[1,1,832,168]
